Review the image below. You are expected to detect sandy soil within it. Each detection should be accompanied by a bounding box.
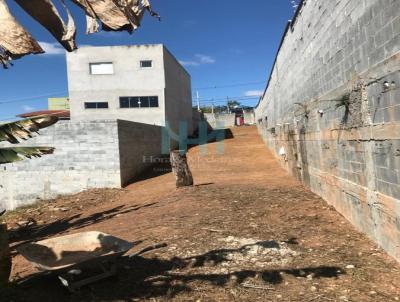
[2,126,400,302]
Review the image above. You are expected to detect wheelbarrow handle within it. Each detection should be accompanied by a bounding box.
[129,243,167,258]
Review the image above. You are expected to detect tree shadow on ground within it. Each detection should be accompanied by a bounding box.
[6,242,344,302]
[9,202,159,248]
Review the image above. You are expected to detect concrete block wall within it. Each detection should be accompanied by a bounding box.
[0,120,164,210]
[255,0,400,261]
[243,111,255,125]
[204,113,236,129]
[118,120,163,186]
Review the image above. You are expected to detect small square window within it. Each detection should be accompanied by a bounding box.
[140,60,152,68]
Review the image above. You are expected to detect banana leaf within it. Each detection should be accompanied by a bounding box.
[0,115,58,144]
[14,0,77,52]
[0,147,55,164]
[0,0,44,67]
[0,0,159,67]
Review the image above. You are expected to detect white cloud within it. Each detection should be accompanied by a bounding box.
[38,41,65,55]
[179,60,200,67]
[22,105,35,112]
[244,90,264,97]
[179,54,216,67]
[195,54,216,64]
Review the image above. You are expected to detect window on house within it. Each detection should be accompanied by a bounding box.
[84,102,109,109]
[89,62,114,75]
[119,96,159,108]
[140,60,153,68]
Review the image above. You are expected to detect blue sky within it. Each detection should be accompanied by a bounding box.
[0,0,296,120]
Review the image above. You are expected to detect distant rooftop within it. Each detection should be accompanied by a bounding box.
[17,110,70,119]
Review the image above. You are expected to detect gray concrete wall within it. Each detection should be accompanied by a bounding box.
[204,113,236,129]
[243,110,255,125]
[163,47,193,138]
[0,121,121,210]
[255,0,400,261]
[118,120,163,186]
[192,110,203,133]
[0,120,165,210]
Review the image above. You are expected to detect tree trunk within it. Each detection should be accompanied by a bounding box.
[0,223,11,288]
[170,150,193,188]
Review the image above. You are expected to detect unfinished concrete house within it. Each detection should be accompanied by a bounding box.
[0,45,192,210]
[67,44,193,135]
[255,0,400,261]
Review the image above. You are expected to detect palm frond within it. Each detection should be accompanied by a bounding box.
[0,147,55,164]
[0,0,160,68]
[0,116,58,144]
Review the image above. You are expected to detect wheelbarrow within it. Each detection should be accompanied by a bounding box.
[17,231,134,292]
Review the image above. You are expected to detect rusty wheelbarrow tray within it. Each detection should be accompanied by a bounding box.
[17,231,134,292]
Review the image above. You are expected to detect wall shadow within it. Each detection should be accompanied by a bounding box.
[188,128,234,149]
[124,157,172,186]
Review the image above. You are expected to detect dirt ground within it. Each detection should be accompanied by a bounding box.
[2,126,400,302]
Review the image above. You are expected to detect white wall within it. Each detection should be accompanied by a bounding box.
[67,45,166,126]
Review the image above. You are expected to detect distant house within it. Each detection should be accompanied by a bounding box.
[66,44,193,136]
[16,98,70,120]
[48,97,70,110]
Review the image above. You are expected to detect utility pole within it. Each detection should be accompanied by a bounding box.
[211,101,214,114]
[227,96,230,114]
[196,91,200,112]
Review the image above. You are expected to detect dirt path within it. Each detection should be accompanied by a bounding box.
[3,126,400,302]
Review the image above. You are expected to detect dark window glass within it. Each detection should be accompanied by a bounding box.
[130,97,140,108]
[120,97,129,108]
[97,102,109,109]
[85,102,108,109]
[119,96,159,108]
[85,102,97,109]
[140,60,152,68]
[139,97,150,108]
[149,96,159,107]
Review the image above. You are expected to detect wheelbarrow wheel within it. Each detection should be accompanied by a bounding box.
[0,223,11,287]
